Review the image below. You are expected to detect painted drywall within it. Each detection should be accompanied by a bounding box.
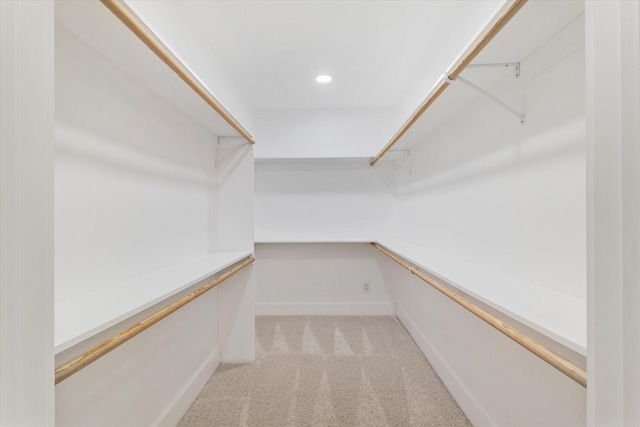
[255,243,393,316]
[54,17,255,426]
[254,159,396,242]
[390,11,587,427]
[253,108,396,159]
[55,24,219,303]
[55,289,220,427]
[397,15,586,301]
[219,265,256,363]
[0,2,55,425]
[218,138,255,252]
[382,256,586,427]
[54,261,255,426]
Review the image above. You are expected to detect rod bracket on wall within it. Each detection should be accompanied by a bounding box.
[466,62,520,79]
[444,63,526,125]
[386,149,411,175]
[375,150,411,174]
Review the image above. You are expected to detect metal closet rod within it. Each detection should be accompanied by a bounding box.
[370,0,528,166]
[371,243,587,388]
[54,256,255,384]
[100,0,255,145]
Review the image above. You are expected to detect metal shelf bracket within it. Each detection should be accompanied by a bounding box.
[466,62,520,79]
[380,149,411,175]
[445,62,525,125]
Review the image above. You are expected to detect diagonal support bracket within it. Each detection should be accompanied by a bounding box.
[445,62,525,125]
[388,149,411,175]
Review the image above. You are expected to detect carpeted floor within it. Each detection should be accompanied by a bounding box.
[179,316,471,426]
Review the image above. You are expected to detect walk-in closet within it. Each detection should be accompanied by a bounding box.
[1,0,638,426]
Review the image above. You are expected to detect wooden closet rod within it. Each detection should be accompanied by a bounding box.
[55,256,255,384]
[371,243,587,387]
[370,0,527,166]
[100,0,255,145]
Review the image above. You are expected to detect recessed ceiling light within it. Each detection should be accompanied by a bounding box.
[315,74,332,83]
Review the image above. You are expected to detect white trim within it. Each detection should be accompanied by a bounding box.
[255,302,395,316]
[586,1,640,425]
[0,1,54,425]
[156,348,220,427]
[395,305,497,427]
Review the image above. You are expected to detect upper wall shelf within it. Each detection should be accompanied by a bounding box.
[371,0,585,161]
[55,0,254,143]
[369,0,528,166]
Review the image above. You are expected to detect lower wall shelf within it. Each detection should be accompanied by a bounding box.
[55,250,253,354]
[375,238,586,356]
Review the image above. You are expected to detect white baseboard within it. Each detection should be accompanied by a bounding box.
[156,347,221,427]
[396,305,497,427]
[255,302,395,316]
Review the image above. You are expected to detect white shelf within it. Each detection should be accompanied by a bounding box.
[55,250,253,354]
[256,238,374,244]
[391,1,585,152]
[55,0,239,138]
[376,238,586,355]
[255,228,384,244]
[255,157,373,171]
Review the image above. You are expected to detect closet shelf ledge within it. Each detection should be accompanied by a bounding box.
[55,250,254,354]
[375,238,586,356]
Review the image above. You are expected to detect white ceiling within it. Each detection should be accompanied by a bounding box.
[136,1,506,110]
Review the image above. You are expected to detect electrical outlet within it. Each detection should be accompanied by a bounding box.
[363,282,371,293]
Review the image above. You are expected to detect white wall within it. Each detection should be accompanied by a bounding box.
[0,2,55,425]
[217,138,255,252]
[385,256,586,427]
[255,159,396,242]
[397,15,586,300]
[219,265,256,363]
[55,286,221,427]
[253,108,396,159]
[55,24,219,303]
[255,243,393,316]
[54,263,255,426]
[253,159,396,315]
[216,140,257,364]
[389,11,587,427]
[54,14,255,426]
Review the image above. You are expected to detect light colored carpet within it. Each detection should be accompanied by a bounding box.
[179,316,471,426]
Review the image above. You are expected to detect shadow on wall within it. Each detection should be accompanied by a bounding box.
[406,117,584,195]
[257,242,383,261]
[56,24,216,178]
[402,46,585,195]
